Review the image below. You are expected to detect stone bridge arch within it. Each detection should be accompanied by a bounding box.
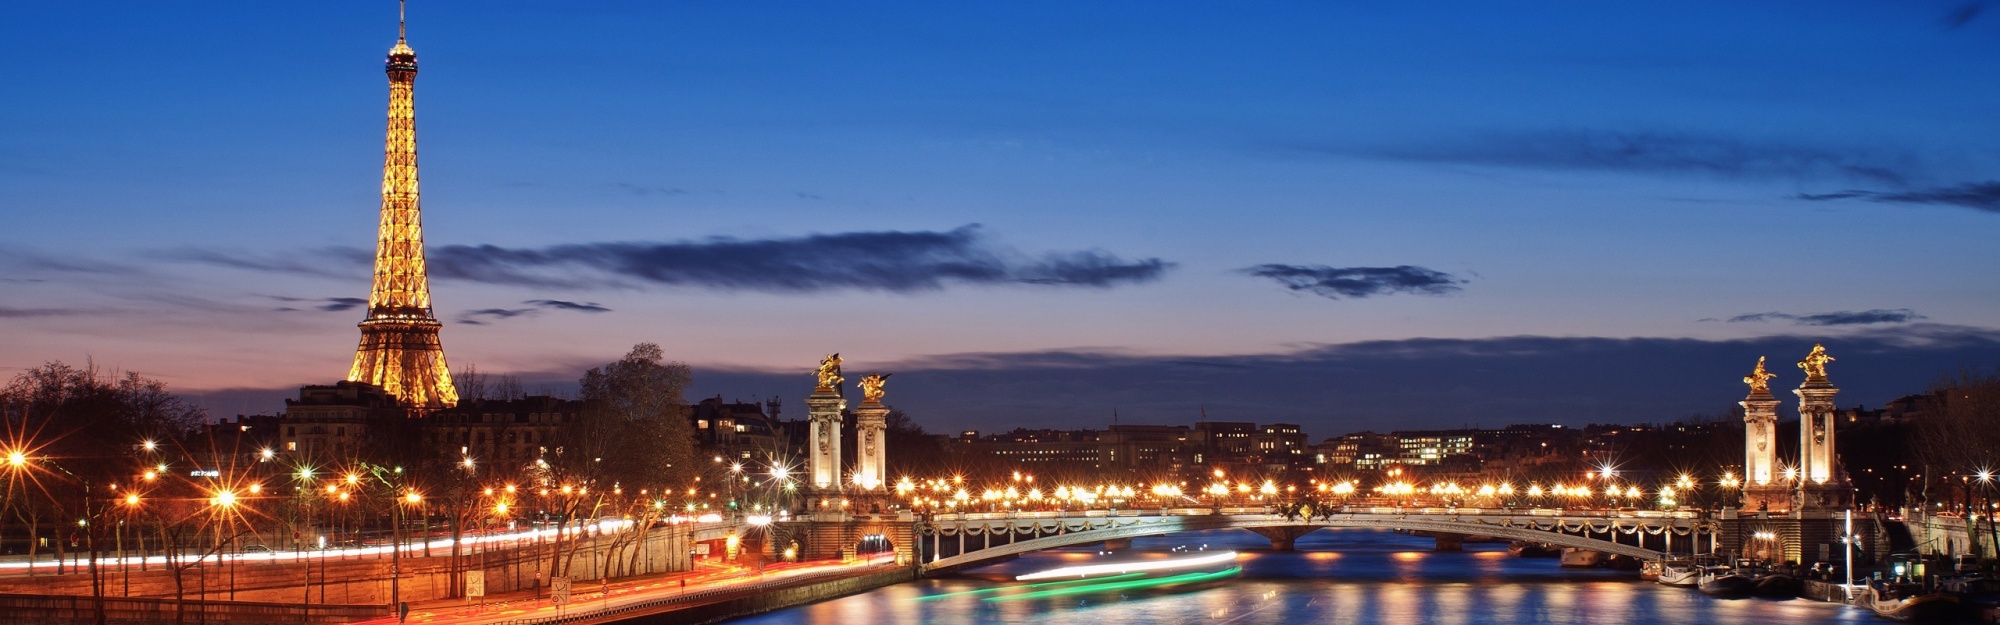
[921,513,1676,573]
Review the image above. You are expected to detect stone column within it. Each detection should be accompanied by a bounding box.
[1741,385,1785,512]
[806,389,846,492]
[1793,344,1848,512]
[853,401,889,492]
[1795,378,1837,488]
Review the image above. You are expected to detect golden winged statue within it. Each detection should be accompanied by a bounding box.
[858,373,891,403]
[815,353,843,390]
[1743,356,1776,393]
[1797,343,1834,380]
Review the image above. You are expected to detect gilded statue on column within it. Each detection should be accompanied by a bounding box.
[858,373,891,403]
[1797,344,1834,381]
[815,353,843,391]
[1743,356,1775,393]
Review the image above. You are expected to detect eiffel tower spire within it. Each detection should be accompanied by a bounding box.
[349,0,458,409]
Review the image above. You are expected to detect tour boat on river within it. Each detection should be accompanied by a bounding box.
[1859,580,1959,622]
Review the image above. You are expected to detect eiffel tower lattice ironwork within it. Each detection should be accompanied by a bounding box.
[348,3,458,409]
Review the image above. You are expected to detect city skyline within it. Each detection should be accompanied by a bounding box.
[5,2,1999,433]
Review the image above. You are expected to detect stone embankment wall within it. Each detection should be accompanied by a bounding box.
[1905,512,1997,559]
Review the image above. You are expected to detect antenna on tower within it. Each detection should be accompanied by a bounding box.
[398,0,408,42]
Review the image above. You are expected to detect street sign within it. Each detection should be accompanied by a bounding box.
[550,576,572,606]
[465,571,485,598]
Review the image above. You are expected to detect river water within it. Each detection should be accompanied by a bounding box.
[733,528,1886,625]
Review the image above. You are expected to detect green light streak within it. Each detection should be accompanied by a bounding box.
[985,567,1242,602]
[916,572,1150,601]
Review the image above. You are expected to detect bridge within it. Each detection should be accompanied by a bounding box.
[915,507,1712,573]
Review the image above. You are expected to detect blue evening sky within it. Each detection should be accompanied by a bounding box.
[4,1,1997,431]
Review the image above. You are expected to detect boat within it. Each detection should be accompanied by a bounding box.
[1858,581,1959,622]
[1656,559,1701,587]
[1602,554,1643,571]
[1558,548,1606,568]
[1638,559,1662,581]
[1938,575,2000,623]
[1752,572,1802,598]
[1698,566,1755,598]
[1507,541,1560,558]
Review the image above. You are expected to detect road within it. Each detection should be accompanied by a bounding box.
[350,556,900,625]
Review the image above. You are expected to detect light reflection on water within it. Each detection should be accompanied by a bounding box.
[731,529,1887,625]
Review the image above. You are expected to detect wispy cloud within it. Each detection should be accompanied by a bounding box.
[0,248,143,276]
[158,247,370,280]
[1346,129,1914,186]
[1708,308,1927,326]
[1796,181,2000,214]
[615,182,689,197]
[1242,264,1465,300]
[1944,2,1987,29]
[0,307,89,318]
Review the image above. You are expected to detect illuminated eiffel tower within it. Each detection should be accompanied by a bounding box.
[348,1,458,409]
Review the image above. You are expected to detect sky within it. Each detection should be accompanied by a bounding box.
[3,1,1998,436]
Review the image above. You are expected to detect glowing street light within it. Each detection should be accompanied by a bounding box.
[5,450,26,468]
[213,490,239,508]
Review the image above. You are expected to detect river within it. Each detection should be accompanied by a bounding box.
[731,528,1884,624]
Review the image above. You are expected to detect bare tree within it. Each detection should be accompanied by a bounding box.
[455,364,490,403]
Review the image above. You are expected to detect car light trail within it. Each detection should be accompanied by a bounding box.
[989,566,1243,601]
[915,572,1150,601]
[1014,550,1238,581]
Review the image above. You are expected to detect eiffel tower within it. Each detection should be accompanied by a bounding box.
[348,1,458,409]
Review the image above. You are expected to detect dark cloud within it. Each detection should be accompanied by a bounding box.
[685,325,2000,436]
[319,297,368,312]
[425,225,1170,292]
[525,299,611,313]
[1721,309,1927,327]
[164,226,1167,294]
[1349,130,1914,186]
[1242,264,1465,300]
[1795,181,2000,214]
[188,326,2000,434]
[457,308,534,325]
[455,299,614,325]
[265,295,370,313]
